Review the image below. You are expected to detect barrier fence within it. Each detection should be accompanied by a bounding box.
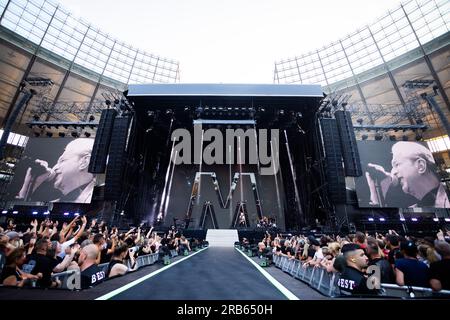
[268,251,450,299]
[52,252,160,290]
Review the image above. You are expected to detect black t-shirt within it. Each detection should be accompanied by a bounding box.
[429,258,450,290]
[27,253,58,288]
[395,258,430,288]
[100,248,111,264]
[307,247,316,259]
[369,258,395,284]
[388,247,403,265]
[281,246,294,256]
[333,255,347,273]
[0,265,21,284]
[107,259,123,278]
[81,264,106,289]
[337,266,378,296]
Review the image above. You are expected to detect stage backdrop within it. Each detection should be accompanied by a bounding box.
[164,164,286,230]
[7,138,96,204]
[355,141,449,208]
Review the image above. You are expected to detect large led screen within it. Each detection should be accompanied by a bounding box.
[7,138,96,204]
[355,141,449,208]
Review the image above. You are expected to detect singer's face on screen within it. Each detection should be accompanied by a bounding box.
[391,151,421,196]
[52,140,92,195]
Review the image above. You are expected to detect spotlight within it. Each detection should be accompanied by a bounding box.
[375,133,383,141]
[12,210,18,215]
[400,217,406,221]
[433,218,439,222]
[46,132,53,138]
[445,218,450,222]
[368,218,374,222]
[2,210,7,214]
[74,212,80,216]
[43,211,50,215]
[64,212,69,216]
[32,211,38,215]
[411,218,418,222]
[58,132,66,138]
[84,132,91,138]
[379,218,385,222]
[279,109,285,116]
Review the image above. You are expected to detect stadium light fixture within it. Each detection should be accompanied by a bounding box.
[32,211,38,215]
[12,211,18,214]
[433,218,439,222]
[411,218,418,222]
[368,218,374,222]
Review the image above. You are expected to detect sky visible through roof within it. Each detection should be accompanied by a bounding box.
[57,0,400,84]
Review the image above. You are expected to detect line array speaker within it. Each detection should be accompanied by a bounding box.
[320,118,346,203]
[88,109,117,173]
[335,110,362,177]
[104,115,131,200]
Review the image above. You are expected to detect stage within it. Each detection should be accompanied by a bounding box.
[122,83,324,231]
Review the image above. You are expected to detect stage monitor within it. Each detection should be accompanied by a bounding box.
[7,137,96,204]
[355,141,450,208]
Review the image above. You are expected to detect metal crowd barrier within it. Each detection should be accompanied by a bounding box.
[271,253,450,298]
[170,249,179,258]
[381,283,450,298]
[51,252,160,290]
[272,254,343,297]
[52,269,79,290]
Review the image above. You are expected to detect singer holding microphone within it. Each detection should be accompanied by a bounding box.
[365,141,450,208]
[15,138,95,203]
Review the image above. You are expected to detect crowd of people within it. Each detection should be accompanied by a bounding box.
[246,228,450,296]
[255,216,277,229]
[0,216,201,290]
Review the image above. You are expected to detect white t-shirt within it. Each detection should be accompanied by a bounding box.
[57,237,76,259]
[313,248,324,261]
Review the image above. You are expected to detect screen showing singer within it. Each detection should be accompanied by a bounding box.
[8,138,95,204]
[355,141,450,208]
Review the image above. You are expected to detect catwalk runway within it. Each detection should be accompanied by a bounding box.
[101,247,294,300]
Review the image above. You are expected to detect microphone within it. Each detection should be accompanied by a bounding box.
[29,159,56,180]
[366,164,398,186]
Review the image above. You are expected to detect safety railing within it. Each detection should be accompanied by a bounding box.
[380,283,450,299]
[51,252,160,290]
[271,254,450,298]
